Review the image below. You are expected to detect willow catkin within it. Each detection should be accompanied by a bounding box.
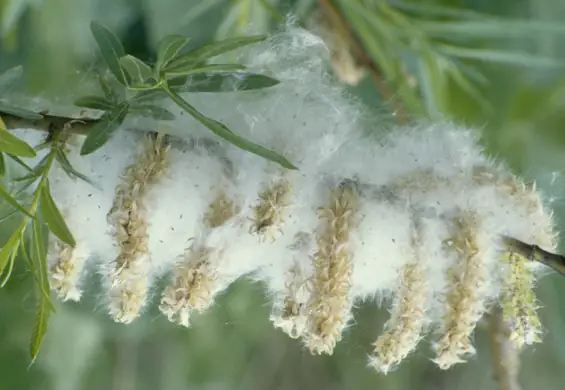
[433,213,488,369]
[305,184,358,355]
[107,135,170,324]
[370,218,429,373]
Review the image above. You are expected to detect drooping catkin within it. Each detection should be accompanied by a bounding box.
[204,190,240,229]
[473,166,558,250]
[271,261,312,339]
[107,135,170,324]
[434,213,488,369]
[500,252,542,348]
[48,240,88,302]
[159,245,219,327]
[249,177,293,242]
[305,183,358,355]
[159,189,237,326]
[370,219,429,373]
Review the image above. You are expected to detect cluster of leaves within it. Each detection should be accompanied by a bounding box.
[0,19,301,363]
[76,21,296,169]
[0,113,78,362]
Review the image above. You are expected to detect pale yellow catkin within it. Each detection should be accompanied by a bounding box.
[370,220,429,373]
[249,178,293,242]
[305,184,358,355]
[434,213,487,369]
[160,189,238,326]
[49,241,83,302]
[107,135,170,324]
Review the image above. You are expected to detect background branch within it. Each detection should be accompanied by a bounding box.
[317,0,410,123]
[489,309,522,390]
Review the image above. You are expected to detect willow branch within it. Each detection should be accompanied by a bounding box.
[2,112,98,135]
[489,308,522,390]
[317,0,409,123]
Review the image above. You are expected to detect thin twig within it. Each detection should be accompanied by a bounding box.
[2,112,98,135]
[489,308,522,390]
[317,0,409,123]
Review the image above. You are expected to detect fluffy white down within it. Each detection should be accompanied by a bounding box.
[6,25,558,368]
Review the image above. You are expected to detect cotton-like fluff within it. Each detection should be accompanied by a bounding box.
[48,132,137,302]
[149,140,244,327]
[153,24,360,174]
[6,23,559,377]
[8,130,137,302]
[104,134,170,324]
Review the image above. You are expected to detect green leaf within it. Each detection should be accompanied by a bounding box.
[29,289,52,364]
[0,182,33,217]
[39,184,76,247]
[90,21,129,86]
[184,73,279,92]
[0,152,5,176]
[130,104,175,120]
[29,217,53,364]
[164,85,296,170]
[0,65,23,96]
[80,103,129,155]
[120,55,153,87]
[0,230,21,279]
[97,73,118,102]
[164,35,267,71]
[163,63,246,77]
[417,20,565,40]
[0,127,37,157]
[0,242,18,287]
[55,148,95,185]
[131,88,167,102]
[438,44,563,67]
[20,240,55,311]
[74,96,115,111]
[0,103,43,120]
[156,35,191,71]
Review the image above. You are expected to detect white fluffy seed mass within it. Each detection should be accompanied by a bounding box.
[9,25,558,372]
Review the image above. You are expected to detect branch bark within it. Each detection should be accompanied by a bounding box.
[2,112,98,135]
[317,0,410,123]
[489,308,522,390]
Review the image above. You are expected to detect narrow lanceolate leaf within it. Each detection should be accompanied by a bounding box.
[74,95,116,111]
[165,86,296,170]
[0,65,23,96]
[163,63,246,77]
[0,128,37,157]
[0,181,33,217]
[20,239,54,311]
[39,184,76,247]
[0,152,5,176]
[55,148,95,185]
[164,35,267,71]
[97,73,118,102]
[80,103,129,155]
[30,217,53,363]
[438,44,563,67]
[30,290,52,364]
[120,55,153,86]
[184,73,279,92]
[130,104,175,120]
[90,21,129,86]
[156,34,191,71]
[0,230,21,277]
[0,103,43,120]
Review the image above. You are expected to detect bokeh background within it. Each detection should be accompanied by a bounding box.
[1,0,565,389]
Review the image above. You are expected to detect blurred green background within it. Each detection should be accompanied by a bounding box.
[2,0,565,389]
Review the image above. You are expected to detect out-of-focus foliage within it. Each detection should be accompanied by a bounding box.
[1,0,565,389]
